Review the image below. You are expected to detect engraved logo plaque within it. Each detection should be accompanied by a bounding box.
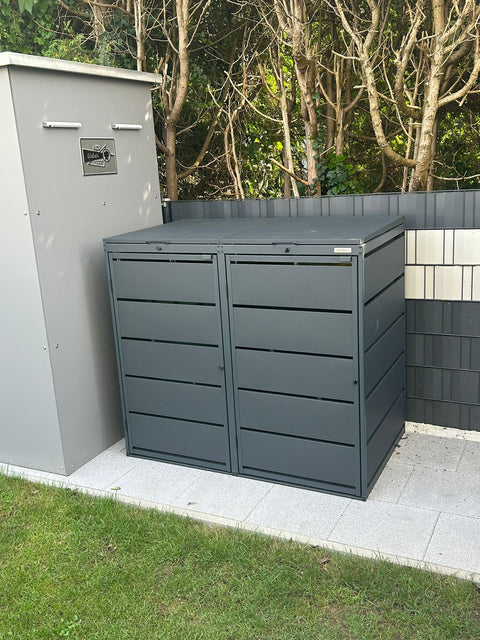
[80,138,117,176]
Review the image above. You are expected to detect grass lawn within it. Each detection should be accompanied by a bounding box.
[0,473,479,640]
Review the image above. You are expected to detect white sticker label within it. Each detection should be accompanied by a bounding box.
[334,247,352,254]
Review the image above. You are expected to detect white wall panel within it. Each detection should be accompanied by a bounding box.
[416,230,445,264]
[405,266,425,299]
[454,230,480,265]
[434,266,463,300]
[473,266,480,301]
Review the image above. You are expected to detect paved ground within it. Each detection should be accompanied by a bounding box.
[2,426,480,583]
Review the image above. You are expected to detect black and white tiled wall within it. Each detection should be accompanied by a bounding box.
[405,230,480,431]
[405,229,480,300]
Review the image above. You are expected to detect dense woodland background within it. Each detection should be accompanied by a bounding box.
[2,0,480,200]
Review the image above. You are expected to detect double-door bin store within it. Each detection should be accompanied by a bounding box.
[105,216,405,499]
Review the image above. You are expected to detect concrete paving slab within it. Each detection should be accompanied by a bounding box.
[425,513,480,575]
[114,459,205,504]
[247,483,350,539]
[368,461,415,503]
[171,472,274,521]
[64,448,143,491]
[398,465,480,518]
[394,432,466,471]
[328,500,440,560]
[458,441,480,473]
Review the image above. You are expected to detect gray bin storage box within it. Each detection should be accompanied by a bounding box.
[105,216,405,499]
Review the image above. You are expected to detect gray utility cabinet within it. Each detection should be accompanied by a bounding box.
[105,216,405,499]
[0,53,162,474]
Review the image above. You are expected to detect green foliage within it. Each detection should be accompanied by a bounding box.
[18,0,35,13]
[242,120,285,199]
[314,149,356,195]
[42,32,98,64]
[434,97,480,190]
[1,474,479,639]
[0,0,96,62]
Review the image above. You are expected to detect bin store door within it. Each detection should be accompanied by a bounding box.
[110,253,232,472]
[227,255,361,496]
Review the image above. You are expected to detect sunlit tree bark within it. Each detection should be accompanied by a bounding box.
[331,0,480,191]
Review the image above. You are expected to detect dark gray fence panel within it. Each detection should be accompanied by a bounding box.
[165,190,480,229]
[406,300,480,431]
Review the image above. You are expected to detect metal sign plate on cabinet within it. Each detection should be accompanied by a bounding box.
[80,138,117,176]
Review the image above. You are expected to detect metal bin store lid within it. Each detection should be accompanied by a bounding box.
[0,51,161,84]
[104,215,404,247]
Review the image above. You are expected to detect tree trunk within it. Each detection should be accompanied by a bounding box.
[134,0,146,72]
[162,0,190,200]
[278,62,299,197]
[325,70,335,151]
[274,0,320,194]
[164,124,178,199]
[427,117,438,191]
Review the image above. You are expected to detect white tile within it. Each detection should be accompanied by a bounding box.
[444,230,454,264]
[462,267,473,301]
[246,484,350,539]
[65,448,143,490]
[171,473,273,521]
[473,266,480,301]
[404,266,425,299]
[114,459,205,504]
[425,512,480,574]
[368,461,414,503]
[453,229,480,265]
[425,266,434,299]
[416,230,445,264]
[393,432,466,471]
[329,500,439,560]
[405,231,416,264]
[398,465,480,518]
[434,266,463,300]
